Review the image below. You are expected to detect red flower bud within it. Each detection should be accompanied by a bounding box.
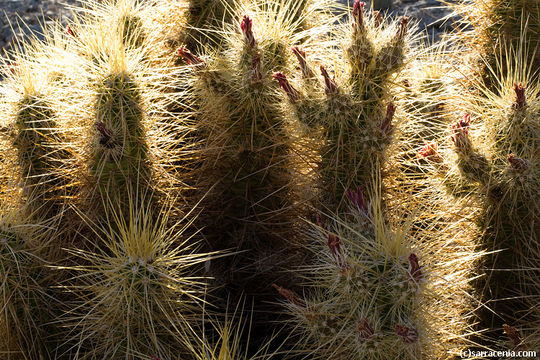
[408,253,422,282]
[273,72,300,102]
[346,186,368,216]
[352,1,366,33]
[177,46,204,66]
[380,103,395,135]
[66,26,75,37]
[327,234,341,258]
[513,83,526,109]
[292,47,314,78]
[320,66,339,95]
[358,318,375,340]
[394,324,419,343]
[4,62,18,76]
[397,17,409,40]
[316,214,327,230]
[241,15,256,48]
[252,51,263,82]
[507,154,528,172]
[373,11,383,28]
[96,122,114,148]
[418,142,442,163]
[451,114,471,151]
[272,284,305,307]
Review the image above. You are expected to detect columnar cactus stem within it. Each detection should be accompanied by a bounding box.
[433,80,539,339]
[12,94,69,220]
[90,70,152,214]
[184,10,306,339]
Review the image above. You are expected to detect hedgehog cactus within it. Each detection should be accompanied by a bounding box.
[275,196,429,359]
[276,1,408,210]
[451,84,538,325]
[64,201,212,359]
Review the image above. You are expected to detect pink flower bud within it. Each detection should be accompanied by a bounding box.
[241,15,256,48]
[451,114,471,151]
[513,83,526,109]
[418,142,442,163]
[380,103,395,135]
[394,324,419,343]
[292,47,314,78]
[320,66,339,95]
[352,1,366,33]
[346,186,368,215]
[408,253,422,282]
[358,318,375,340]
[272,284,305,307]
[507,154,528,172]
[177,46,204,66]
[273,72,300,102]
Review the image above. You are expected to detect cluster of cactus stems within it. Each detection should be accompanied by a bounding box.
[178,8,313,337]
[1,0,536,358]
[274,1,407,210]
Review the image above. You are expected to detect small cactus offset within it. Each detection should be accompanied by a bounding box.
[277,1,409,210]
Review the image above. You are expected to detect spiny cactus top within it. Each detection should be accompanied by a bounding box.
[276,1,410,210]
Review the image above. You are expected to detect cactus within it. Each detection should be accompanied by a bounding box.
[271,2,481,358]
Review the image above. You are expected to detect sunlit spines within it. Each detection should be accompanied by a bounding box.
[63,197,213,359]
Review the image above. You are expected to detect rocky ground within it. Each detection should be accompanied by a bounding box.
[0,0,458,52]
